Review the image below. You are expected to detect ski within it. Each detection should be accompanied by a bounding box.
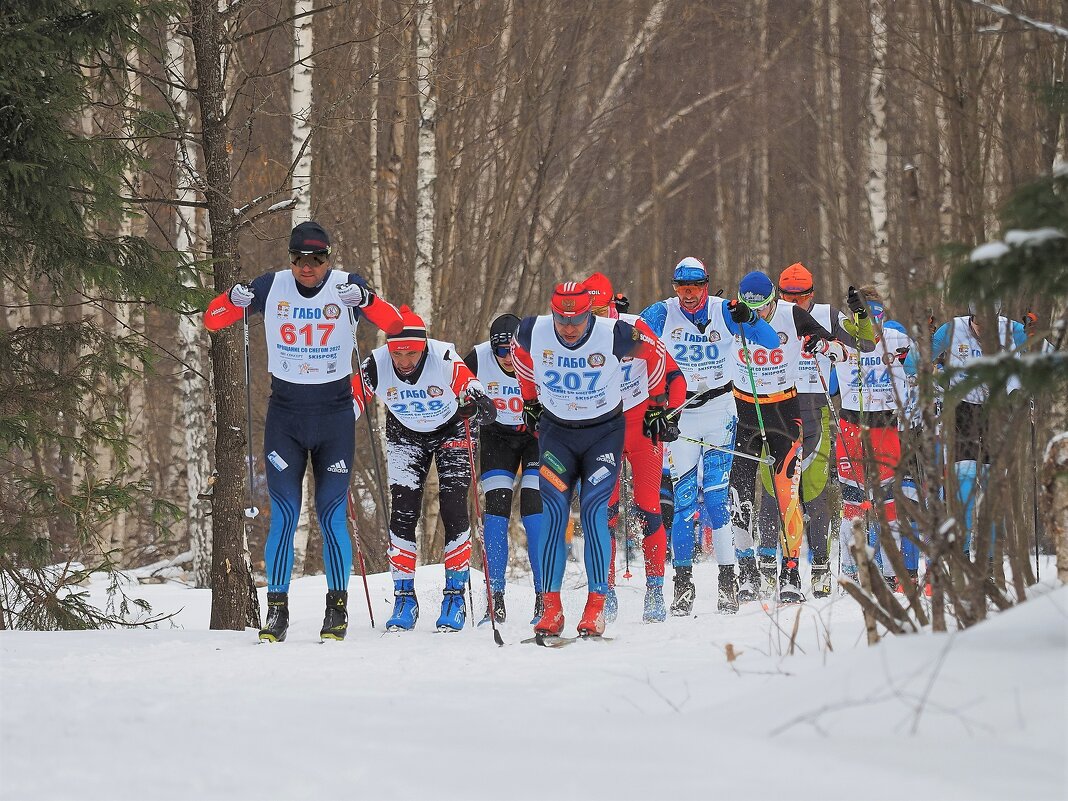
[521,634,615,647]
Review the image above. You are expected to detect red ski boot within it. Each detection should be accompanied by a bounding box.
[534,591,564,636]
[577,592,606,637]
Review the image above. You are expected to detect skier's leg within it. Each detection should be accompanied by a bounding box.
[518,436,543,592]
[698,393,737,567]
[262,403,310,594]
[577,416,625,634]
[434,425,474,630]
[536,420,580,595]
[668,411,701,569]
[479,427,518,593]
[309,406,356,592]
[385,417,433,581]
[799,399,832,565]
[836,418,865,575]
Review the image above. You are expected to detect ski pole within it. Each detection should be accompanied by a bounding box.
[463,419,504,646]
[674,434,775,464]
[1030,397,1040,582]
[621,461,632,580]
[242,309,259,519]
[346,485,376,628]
[737,325,793,566]
[348,308,392,536]
[667,380,714,420]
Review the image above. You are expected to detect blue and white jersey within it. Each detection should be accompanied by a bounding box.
[835,326,914,414]
[933,315,1026,404]
[371,339,467,432]
[641,297,779,393]
[471,340,524,426]
[528,315,623,421]
[262,269,354,383]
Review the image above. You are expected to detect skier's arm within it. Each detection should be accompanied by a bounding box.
[795,306,849,362]
[344,274,405,335]
[352,356,378,418]
[463,348,479,376]
[720,299,780,349]
[511,317,539,401]
[445,349,485,398]
[834,312,877,352]
[930,322,952,368]
[613,320,667,396]
[665,351,687,408]
[638,301,668,338]
[203,274,272,331]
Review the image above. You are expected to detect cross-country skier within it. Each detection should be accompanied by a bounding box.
[512,282,669,640]
[463,314,543,624]
[355,305,497,632]
[728,271,850,605]
[639,257,779,615]
[755,263,875,597]
[584,272,686,623]
[203,221,404,643]
[930,301,1027,553]
[832,287,918,588]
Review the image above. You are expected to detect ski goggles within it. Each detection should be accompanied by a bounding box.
[778,287,813,302]
[552,309,592,328]
[672,280,708,288]
[493,345,512,358]
[868,301,885,322]
[739,290,776,310]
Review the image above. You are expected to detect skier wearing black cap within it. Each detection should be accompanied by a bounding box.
[204,221,404,643]
[463,314,544,624]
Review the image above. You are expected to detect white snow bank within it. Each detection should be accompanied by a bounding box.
[1,561,1064,801]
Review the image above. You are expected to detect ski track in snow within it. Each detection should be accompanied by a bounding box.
[1,558,1065,801]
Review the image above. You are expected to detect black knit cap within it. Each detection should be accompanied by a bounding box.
[489,313,521,346]
[289,221,332,255]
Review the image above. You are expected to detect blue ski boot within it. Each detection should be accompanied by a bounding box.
[386,579,419,631]
[603,586,619,623]
[643,576,666,623]
[436,570,468,632]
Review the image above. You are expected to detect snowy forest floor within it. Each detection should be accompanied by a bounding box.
[1,556,1065,801]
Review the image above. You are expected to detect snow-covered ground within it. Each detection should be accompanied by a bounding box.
[1,558,1065,801]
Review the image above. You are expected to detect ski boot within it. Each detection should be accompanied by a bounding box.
[604,587,619,623]
[778,558,806,605]
[320,590,348,641]
[643,576,667,623]
[811,562,832,599]
[577,592,607,637]
[717,565,739,614]
[670,566,695,616]
[758,555,779,600]
[386,579,419,631]
[436,570,468,632]
[736,555,760,603]
[530,592,545,625]
[259,592,289,643]
[479,590,506,625]
[534,591,564,636]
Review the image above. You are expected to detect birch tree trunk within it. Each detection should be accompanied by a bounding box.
[865,0,890,295]
[290,0,317,580]
[168,22,213,589]
[413,0,437,326]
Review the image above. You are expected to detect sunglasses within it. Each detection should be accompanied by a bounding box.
[673,281,708,289]
[494,345,511,358]
[291,253,328,268]
[779,288,813,301]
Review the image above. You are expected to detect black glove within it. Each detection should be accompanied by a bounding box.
[642,398,674,445]
[458,390,496,425]
[613,293,631,315]
[893,346,910,364]
[522,398,544,431]
[847,286,867,319]
[728,299,756,325]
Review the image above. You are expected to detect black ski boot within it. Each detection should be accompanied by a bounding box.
[670,566,695,616]
[259,592,289,643]
[481,590,506,625]
[717,564,739,614]
[778,559,806,605]
[736,555,760,603]
[811,562,832,599]
[320,590,348,641]
[530,592,545,625]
